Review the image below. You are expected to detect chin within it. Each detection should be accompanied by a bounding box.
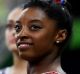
[8,44,17,51]
[18,52,44,64]
[18,51,36,62]
[9,44,17,48]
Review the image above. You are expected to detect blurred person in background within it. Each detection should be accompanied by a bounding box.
[0,6,27,74]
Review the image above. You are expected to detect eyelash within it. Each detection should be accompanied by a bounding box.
[29,24,42,31]
[14,24,22,33]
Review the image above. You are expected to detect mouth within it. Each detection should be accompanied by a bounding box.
[17,41,33,51]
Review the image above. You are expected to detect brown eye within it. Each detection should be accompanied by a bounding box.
[14,23,22,33]
[29,23,42,31]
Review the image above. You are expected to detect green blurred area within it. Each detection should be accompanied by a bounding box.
[0,0,11,68]
[0,0,8,24]
[70,18,80,49]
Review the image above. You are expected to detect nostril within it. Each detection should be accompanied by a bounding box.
[20,36,29,41]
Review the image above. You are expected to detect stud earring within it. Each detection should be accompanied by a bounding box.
[56,41,60,43]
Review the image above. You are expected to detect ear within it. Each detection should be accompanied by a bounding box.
[55,29,67,43]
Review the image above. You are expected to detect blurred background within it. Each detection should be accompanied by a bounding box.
[0,0,80,70]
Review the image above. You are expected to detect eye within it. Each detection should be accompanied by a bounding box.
[29,23,43,31]
[14,23,22,33]
[6,24,14,30]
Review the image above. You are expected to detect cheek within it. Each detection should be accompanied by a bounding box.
[5,30,16,44]
[33,31,55,53]
[34,30,55,44]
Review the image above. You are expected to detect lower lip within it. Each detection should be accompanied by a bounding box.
[18,44,31,51]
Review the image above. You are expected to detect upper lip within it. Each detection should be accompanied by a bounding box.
[17,40,33,47]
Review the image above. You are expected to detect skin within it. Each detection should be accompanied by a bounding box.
[15,7,67,74]
[5,8,22,52]
[5,7,27,74]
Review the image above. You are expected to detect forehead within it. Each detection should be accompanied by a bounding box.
[8,8,22,21]
[17,7,48,21]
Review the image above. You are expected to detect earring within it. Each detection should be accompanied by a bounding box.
[56,41,60,43]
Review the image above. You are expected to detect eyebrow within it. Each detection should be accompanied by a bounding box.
[28,19,42,23]
[16,19,42,25]
[16,21,21,23]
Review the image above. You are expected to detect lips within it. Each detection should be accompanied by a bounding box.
[17,41,33,51]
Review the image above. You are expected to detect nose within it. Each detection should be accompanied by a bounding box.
[12,29,16,36]
[15,26,30,40]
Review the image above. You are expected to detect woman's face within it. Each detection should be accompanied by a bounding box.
[15,7,60,61]
[5,8,22,52]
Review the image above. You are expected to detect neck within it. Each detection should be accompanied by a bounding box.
[9,52,28,74]
[12,52,27,68]
[28,48,60,74]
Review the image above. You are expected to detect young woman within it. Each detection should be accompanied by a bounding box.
[14,0,72,74]
[0,7,27,74]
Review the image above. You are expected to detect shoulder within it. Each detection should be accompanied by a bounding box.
[0,70,3,74]
[0,67,11,74]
